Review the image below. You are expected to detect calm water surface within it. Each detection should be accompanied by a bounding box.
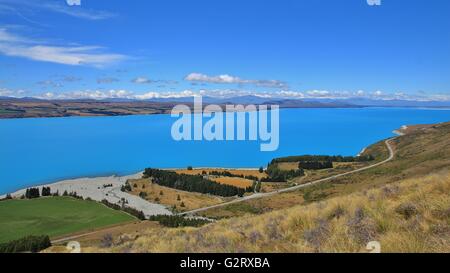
[1,108,449,194]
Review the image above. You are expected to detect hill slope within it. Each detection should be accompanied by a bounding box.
[81,122,450,253]
[92,171,449,253]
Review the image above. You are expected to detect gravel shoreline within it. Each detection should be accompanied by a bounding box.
[1,172,172,217]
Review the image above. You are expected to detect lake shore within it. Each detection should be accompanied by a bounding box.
[1,172,172,217]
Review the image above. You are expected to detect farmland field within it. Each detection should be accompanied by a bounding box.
[0,197,135,243]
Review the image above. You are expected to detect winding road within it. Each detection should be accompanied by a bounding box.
[52,138,396,244]
[179,138,396,216]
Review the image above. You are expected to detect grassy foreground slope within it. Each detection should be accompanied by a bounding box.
[200,122,450,218]
[87,122,450,253]
[92,169,450,253]
[0,197,135,243]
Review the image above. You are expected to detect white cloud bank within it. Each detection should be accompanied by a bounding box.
[132,77,153,84]
[0,27,127,67]
[3,88,447,102]
[185,73,288,89]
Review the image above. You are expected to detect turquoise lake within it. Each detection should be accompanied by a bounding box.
[1,107,450,194]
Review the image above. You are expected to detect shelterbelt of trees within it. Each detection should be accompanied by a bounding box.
[261,154,375,182]
[0,235,51,253]
[262,165,305,182]
[298,160,333,170]
[143,168,253,197]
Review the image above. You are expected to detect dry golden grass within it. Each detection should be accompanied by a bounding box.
[212,176,254,189]
[87,170,450,253]
[260,182,291,193]
[277,162,299,171]
[127,179,224,212]
[45,221,160,253]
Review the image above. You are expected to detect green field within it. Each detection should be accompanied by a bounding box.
[0,197,136,243]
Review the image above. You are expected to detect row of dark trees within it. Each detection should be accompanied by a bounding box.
[41,187,52,196]
[0,194,12,202]
[143,168,247,197]
[298,160,333,170]
[22,187,82,200]
[271,154,375,164]
[25,188,41,199]
[206,170,259,182]
[261,164,305,182]
[149,215,210,228]
[0,235,51,253]
[101,199,146,220]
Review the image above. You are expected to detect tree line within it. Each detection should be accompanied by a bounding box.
[261,164,305,182]
[143,168,247,197]
[298,160,333,170]
[0,235,51,253]
[0,194,12,202]
[101,199,146,220]
[271,154,374,164]
[22,187,82,200]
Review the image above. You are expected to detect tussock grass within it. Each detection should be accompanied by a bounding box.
[87,170,450,253]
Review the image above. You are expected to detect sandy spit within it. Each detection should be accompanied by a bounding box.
[1,173,172,217]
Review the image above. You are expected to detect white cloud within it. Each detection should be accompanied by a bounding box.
[132,77,153,84]
[306,90,330,97]
[0,27,127,67]
[37,89,135,100]
[2,85,449,102]
[35,89,392,101]
[135,90,200,100]
[185,73,288,89]
[0,88,26,97]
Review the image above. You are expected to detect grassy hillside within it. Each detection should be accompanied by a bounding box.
[88,170,450,253]
[0,197,135,243]
[200,122,450,218]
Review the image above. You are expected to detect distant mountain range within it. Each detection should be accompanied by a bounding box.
[1,95,450,108]
[142,95,450,108]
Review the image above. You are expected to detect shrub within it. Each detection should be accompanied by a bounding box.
[327,205,346,220]
[0,235,51,253]
[100,234,114,248]
[0,194,12,202]
[139,192,148,199]
[303,219,330,250]
[347,208,377,244]
[101,199,146,220]
[395,203,418,220]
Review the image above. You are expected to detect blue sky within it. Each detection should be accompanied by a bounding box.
[0,0,449,100]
